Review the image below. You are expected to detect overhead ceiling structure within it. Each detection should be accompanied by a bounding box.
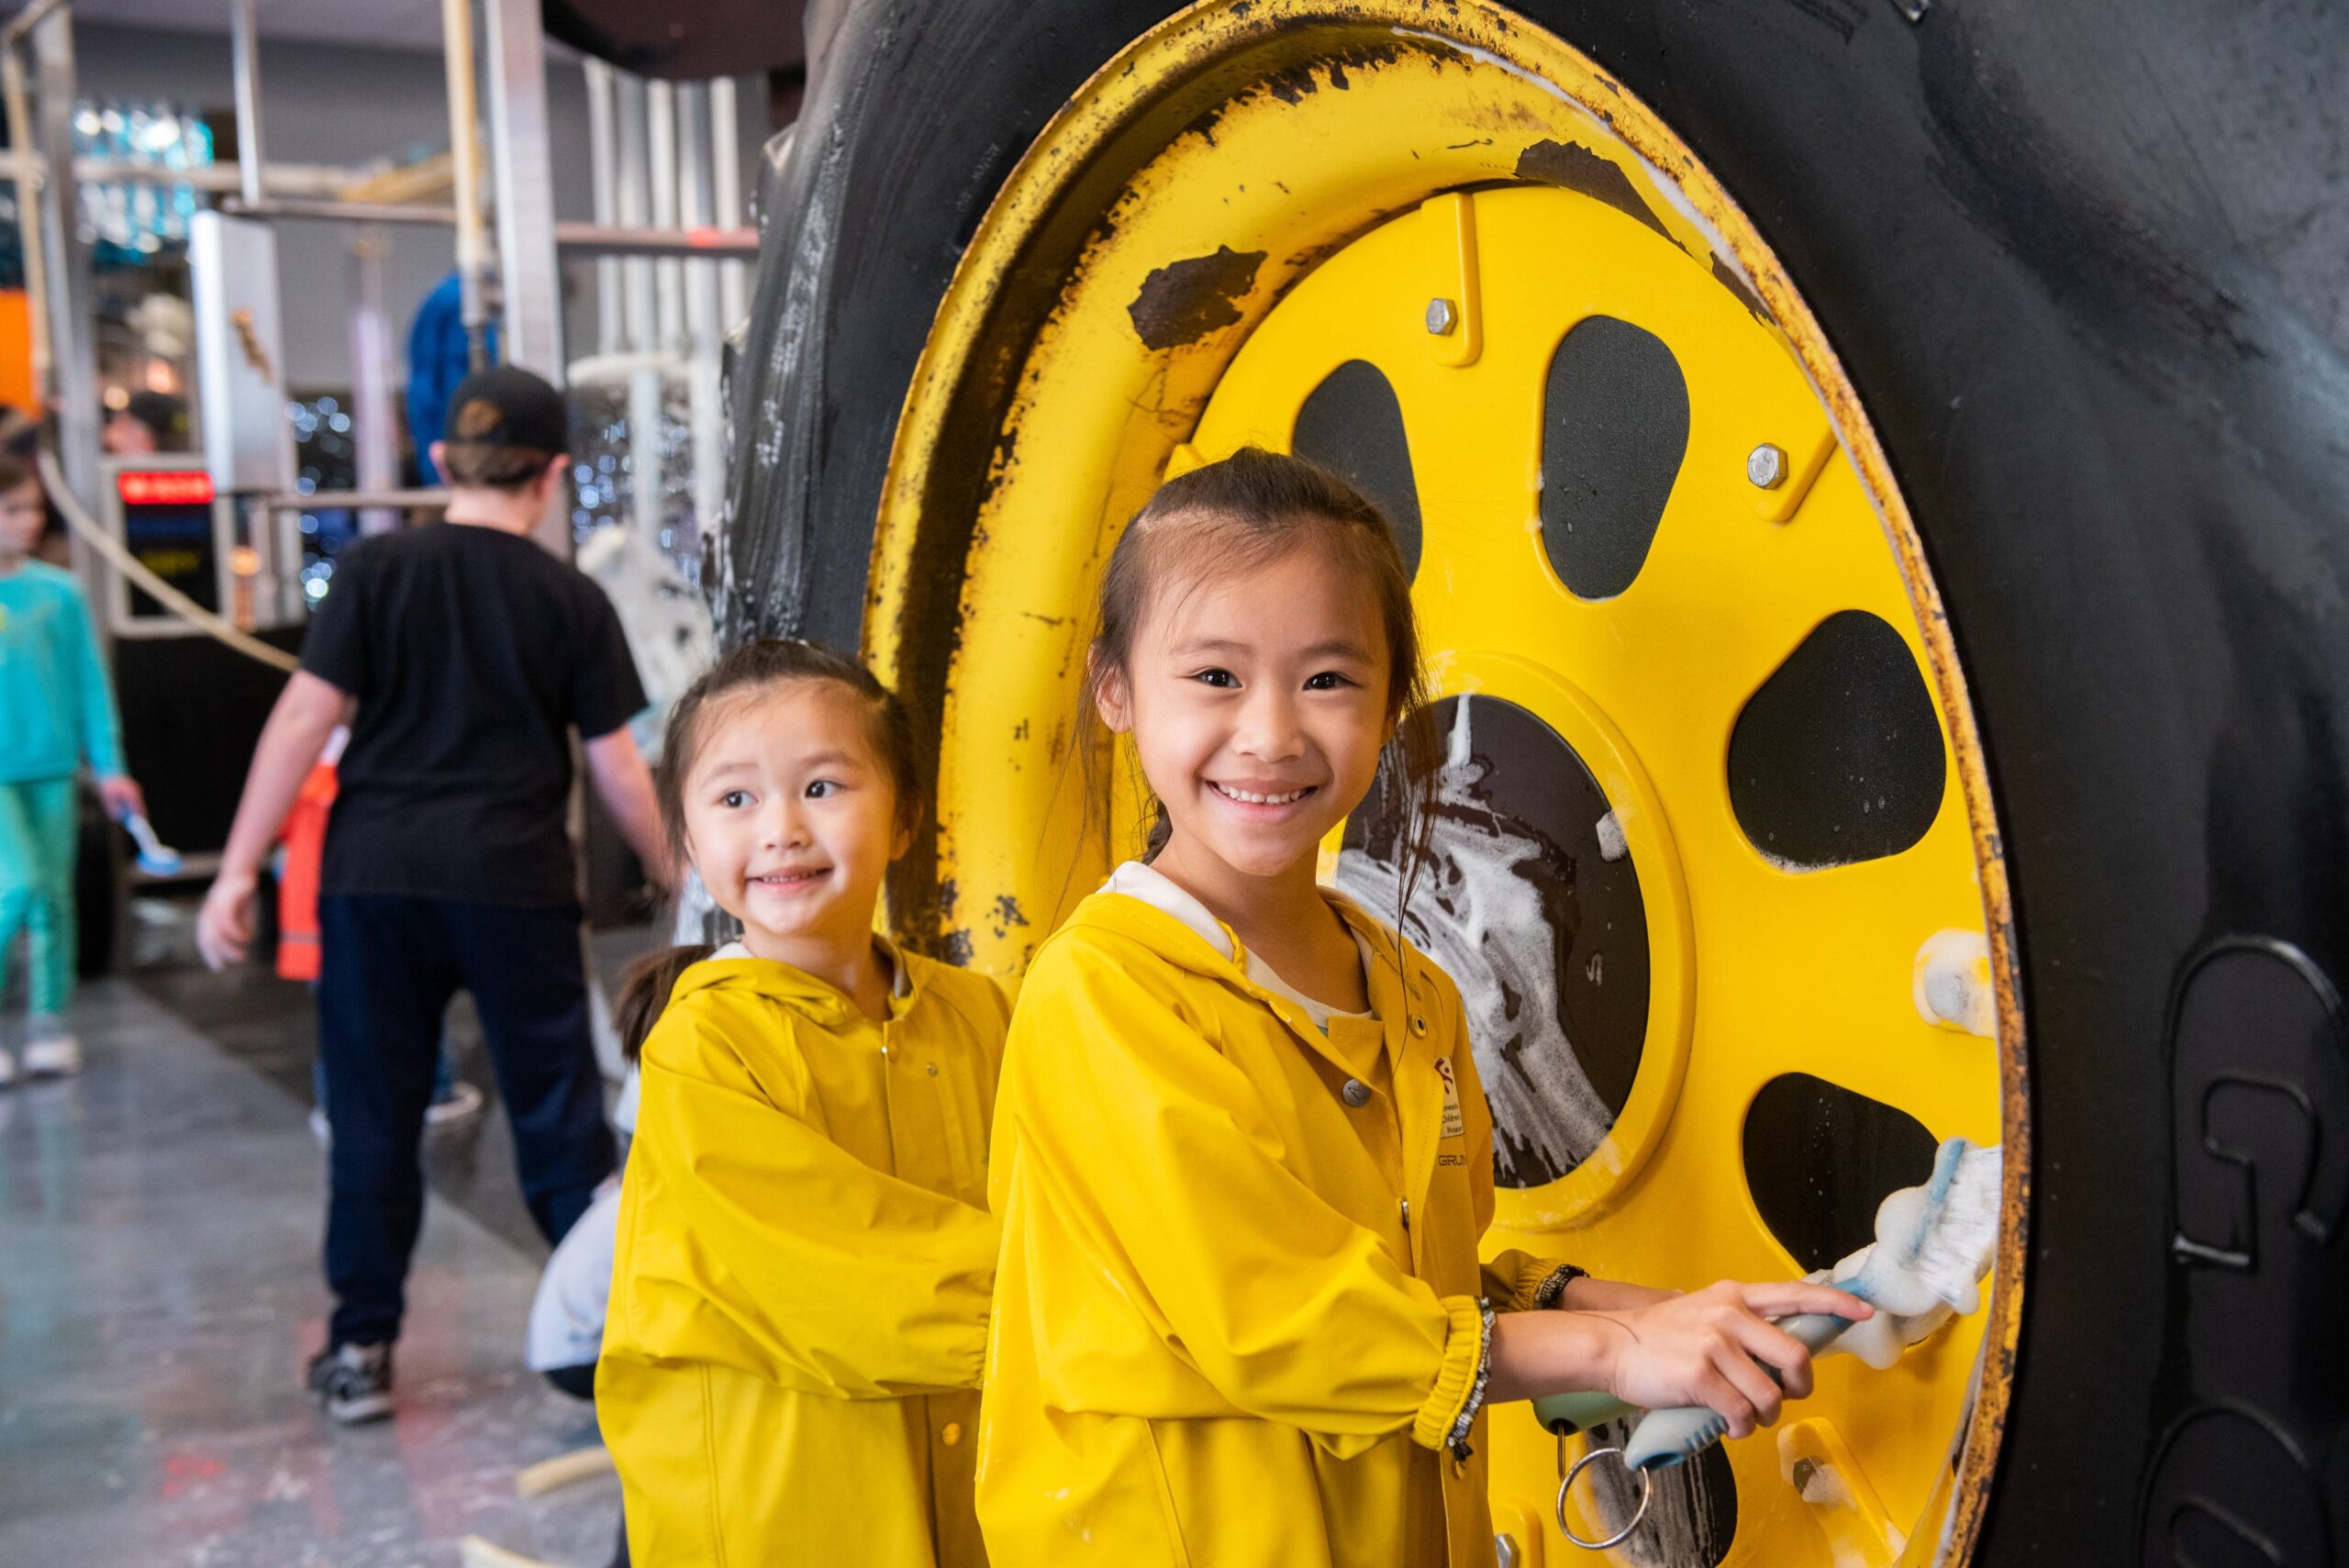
[60,0,459,50]
[542,0,805,79]
[46,0,807,72]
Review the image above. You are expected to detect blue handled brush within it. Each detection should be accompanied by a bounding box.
[118,809,183,877]
[1619,1137,2002,1471]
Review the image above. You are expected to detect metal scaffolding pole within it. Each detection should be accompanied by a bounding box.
[228,0,263,206]
[709,75,747,330]
[613,72,663,547]
[583,56,621,356]
[676,81,723,564]
[28,11,106,619]
[481,0,568,553]
[346,227,400,538]
[440,0,488,370]
[645,78,683,356]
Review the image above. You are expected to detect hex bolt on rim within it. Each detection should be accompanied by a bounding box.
[1747,441,1787,488]
[1426,295,1459,335]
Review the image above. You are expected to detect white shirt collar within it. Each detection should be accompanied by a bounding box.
[708,939,911,998]
[1104,861,1373,1029]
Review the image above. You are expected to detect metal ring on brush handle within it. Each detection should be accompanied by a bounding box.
[1555,1445,1653,1551]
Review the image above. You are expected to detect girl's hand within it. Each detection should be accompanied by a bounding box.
[1588,1279,1873,1437]
[96,773,145,821]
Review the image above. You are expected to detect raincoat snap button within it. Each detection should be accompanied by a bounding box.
[925,1062,939,1076]
[1341,1078,1372,1107]
[1410,1015,1429,1037]
[941,1422,963,1446]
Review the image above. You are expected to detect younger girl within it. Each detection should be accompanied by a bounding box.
[977,450,1868,1567]
[599,639,1008,1567]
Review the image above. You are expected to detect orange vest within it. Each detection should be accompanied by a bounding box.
[275,760,337,982]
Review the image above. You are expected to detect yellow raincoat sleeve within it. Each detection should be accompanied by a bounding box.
[998,930,1486,1455]
[613,996,999,1398]
[1417,966,1579,1314]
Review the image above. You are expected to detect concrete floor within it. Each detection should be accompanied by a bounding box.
[0,947,642,1566]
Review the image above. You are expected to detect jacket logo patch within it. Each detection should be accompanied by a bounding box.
[1433,1057,1465,1140]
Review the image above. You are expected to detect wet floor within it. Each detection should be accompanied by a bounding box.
[0,975,630,1566]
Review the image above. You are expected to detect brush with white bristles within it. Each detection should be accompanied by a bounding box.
[1621,1137,2003,1472]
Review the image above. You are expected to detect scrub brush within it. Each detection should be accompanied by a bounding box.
[1531,1138,2002,1453]
[1620,1137,2002,1470]
[117,809,182,877]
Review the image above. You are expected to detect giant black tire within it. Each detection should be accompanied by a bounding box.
[712,3,2349,1559]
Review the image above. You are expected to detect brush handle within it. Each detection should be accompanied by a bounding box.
[1621,1314,1853,1471]
[117,809,183,875]
[1531,1391,1638,1436]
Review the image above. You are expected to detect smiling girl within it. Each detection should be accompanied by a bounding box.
[976,450,1866,1567]
[598,639,1008,1567]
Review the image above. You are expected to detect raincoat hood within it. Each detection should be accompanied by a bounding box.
[666,934,918,1029]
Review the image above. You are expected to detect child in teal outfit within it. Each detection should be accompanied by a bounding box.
[0,452,144,1084]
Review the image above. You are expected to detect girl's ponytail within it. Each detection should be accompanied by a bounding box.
[614,944,715,1064]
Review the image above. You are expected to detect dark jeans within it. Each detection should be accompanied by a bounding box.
[318,895,616,1348]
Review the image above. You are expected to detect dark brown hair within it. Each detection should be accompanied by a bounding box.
[614,943,713,1064]
[0,453,35,495]
[440,439,560,492]
[1078,446,1438,909]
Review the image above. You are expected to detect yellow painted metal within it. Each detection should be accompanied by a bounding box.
[863,4,2027,1564]
[1778,1417,1909,1566]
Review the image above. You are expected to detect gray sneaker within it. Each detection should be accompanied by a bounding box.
[306,1342,394,1425]
[21,1034,82,1076]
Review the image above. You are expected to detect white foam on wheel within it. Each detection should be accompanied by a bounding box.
[1335,697,1616,1183]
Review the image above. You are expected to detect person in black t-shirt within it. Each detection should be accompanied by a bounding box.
[196,367,669,1426]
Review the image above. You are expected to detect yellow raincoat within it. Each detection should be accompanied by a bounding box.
[977,886,1572,1568]
[600,940,1009,1566]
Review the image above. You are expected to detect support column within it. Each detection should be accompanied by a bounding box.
[32,13,105,617]
[614,72,663,552]
[676,82,723,566]
[481,0,568,553]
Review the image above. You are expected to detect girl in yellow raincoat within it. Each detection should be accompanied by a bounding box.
[978,450,1869,1567]
[600,639,1009,1567]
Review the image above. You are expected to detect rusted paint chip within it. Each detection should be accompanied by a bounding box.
[1513,139,1672,244]
[1128,244,1268,350]
[1710,254,1775,323]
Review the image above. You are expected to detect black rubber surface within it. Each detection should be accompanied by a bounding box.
[1539,316,1687,600]
[1292,359,1424,580]
[1742,1071,1940,1274]
[723,3,2349,1558]
[1727,609,1947,870]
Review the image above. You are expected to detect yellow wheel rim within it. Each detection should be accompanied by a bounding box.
[866,5,2028,1562]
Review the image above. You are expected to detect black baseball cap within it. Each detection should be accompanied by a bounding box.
[443,365,569,453]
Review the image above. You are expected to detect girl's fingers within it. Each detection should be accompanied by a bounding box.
[1740,1279,1874,1322]
[1698,1363,1758,1438]
[1713,1344,1784,1429]
[1735,1316,1816,1399]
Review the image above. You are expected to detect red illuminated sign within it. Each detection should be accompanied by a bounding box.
[117,470,215,506]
